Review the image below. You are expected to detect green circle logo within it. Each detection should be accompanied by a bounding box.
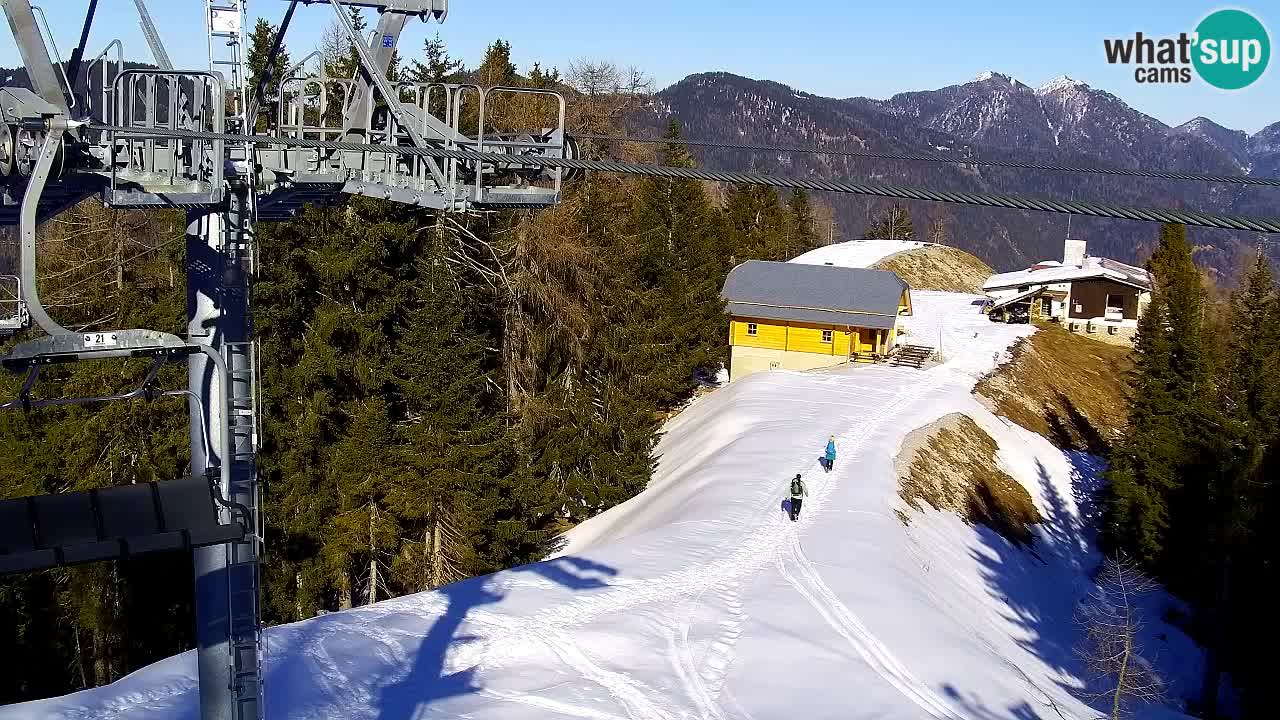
[1192,9,1270,90]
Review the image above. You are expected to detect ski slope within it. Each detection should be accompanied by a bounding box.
[789,239,931,269]
[4,294,1204,720]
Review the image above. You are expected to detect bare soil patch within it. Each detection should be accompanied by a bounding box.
[873,245,993,294]
[975,321,1131,454]
[897,413,1042,545]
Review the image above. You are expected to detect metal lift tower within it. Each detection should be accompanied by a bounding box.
[0,1,575,718]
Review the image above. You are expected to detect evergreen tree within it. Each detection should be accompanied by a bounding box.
[347,9,368,74]
[1221,251,1280,429]
[1104,224,1209,573]
[387,231,542,588]
[408,33,463,117]
[246,19,290,130]
[624,120,729,406]
[476,39,517,87]
[1201,249,1279,716]
[725,184,788,261]
[865,203,915,240]
[528,62,560,88]
[786,188,819,259]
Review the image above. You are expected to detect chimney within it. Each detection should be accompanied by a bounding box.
[1063,238,1086,267]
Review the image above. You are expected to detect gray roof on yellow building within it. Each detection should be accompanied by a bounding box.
[720,260,908,330]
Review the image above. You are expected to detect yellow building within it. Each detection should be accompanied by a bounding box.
[721,260,912,382]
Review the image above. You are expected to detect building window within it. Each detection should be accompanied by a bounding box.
[1105,294,1125,321]
[821,329,833,343]
[746,323,758,336]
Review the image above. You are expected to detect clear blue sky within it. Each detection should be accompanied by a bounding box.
[5,0,1276,133]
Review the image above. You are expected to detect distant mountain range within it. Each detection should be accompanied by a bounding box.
[636,71,1280,273]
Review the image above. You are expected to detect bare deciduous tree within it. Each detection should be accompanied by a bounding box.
[1076,553,1165,719]
[927,207,951,246]
[564,59,653,139]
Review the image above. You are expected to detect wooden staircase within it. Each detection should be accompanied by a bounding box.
[891,344,934,369]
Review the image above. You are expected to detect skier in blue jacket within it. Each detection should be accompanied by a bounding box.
[823,435,837,472]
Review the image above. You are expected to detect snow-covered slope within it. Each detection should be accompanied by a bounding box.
[5,295,1202,720]
[789,239,931,269]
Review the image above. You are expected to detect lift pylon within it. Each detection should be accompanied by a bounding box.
[0,1,575,719]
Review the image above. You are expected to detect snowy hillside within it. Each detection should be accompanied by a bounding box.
[5,294,1203,720]
[789,239,931,269]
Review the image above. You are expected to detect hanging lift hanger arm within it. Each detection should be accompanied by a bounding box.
[131,0,172,70]
[64,0,101,92]
[246,0,299,128]
[0,0,71,113]
[299,0,447,20]
[19,131,72,337]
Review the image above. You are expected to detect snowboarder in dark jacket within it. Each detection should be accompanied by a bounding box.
[789,474,808,521]
[823,436,837,472]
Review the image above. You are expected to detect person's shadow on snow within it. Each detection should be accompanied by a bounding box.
[375,555,618,719]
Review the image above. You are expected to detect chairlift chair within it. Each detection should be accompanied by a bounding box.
[0,274,29,336]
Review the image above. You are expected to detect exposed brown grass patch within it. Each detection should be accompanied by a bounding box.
[975,321,1131,454]
[897,413,1042,545]
[873,245,994,294]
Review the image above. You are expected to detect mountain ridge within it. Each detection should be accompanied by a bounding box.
[638,71,1277,273]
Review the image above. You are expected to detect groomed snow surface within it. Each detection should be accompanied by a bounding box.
[5,293,1204,720]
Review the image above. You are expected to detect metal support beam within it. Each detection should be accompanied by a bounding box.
[343,10,408,130]
[308,0,447,19]
[188,186,262,720]
[19,132,70,336]
[65,0,101,92]
[0,0,71,112]
[328,0,429,150]
[132,0,173,70]
[246,0,298,129]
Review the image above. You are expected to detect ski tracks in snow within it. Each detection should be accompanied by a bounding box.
[256,365,959,720]
[666,583,746,720]
[778,534,965,720]
[471,366,954,720]
[770,367,968,720]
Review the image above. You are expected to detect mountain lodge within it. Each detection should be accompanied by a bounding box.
[721,261,912,383]
[983,239,1151,344]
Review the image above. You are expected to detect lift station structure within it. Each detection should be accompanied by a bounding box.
[0,1,576,718]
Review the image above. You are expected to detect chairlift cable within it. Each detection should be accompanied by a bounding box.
[573,132,1280,188]
[86,122,1280,234]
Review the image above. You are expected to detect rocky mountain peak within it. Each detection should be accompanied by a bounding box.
[1036,75,1088,95]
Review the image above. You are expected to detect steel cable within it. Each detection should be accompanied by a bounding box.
[86,122,1280,234]
[575,132,1280,188]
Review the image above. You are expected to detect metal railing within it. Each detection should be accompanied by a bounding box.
[82,39,123,124]
[109,69,225,200]
[268,74,569,209]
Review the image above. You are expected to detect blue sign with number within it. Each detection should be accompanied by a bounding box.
[382,35,394,48]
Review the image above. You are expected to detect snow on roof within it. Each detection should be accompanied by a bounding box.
[984,256,1151,292]
[989,285,1045,310]
[789,239,929,270]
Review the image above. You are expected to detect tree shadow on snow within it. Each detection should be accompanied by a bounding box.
[957,457,1107,709]
[374,555,618,720]
[942,684,1052,720]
